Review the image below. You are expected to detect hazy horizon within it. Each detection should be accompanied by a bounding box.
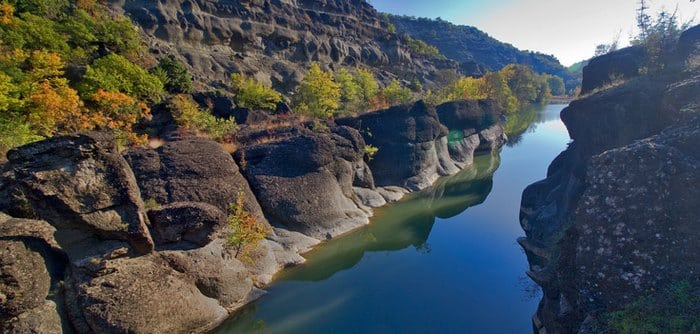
[369,0,698,66]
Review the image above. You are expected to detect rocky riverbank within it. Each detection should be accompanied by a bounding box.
[520,25,700,333]
[0,99,505,333]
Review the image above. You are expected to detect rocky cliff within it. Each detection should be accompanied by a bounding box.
[387,15,578,90]
[520,25,700,333]
[0,98,505,332]
[108,0,458,92]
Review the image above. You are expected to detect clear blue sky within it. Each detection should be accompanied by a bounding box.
[369,0,698,66]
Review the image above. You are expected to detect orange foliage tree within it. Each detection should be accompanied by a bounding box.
[91,89,151,145]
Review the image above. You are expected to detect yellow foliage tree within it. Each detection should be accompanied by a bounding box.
[294,63,341,118]
[230,73,282,110]
[227,191,270,260]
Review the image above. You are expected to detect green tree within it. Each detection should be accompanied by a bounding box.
[354,67,379,110]
[155,56,193,94]
[7,0,69,19]
[294,63,341,118]
[79,53,164,102]
[230,73,282,110]
[335,68,362,113]
[547,75,566,96]
[382,79,413,105]
[482,71,519,113]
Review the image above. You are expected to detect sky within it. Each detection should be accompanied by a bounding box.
[368,0,698,66]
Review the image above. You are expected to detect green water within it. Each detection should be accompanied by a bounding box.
[215,104,570,334]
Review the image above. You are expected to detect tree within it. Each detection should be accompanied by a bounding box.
[335,68,361,113]
[230,73,282,110]
[355,67,379,110]
[80,53,164,102]
[294,63,340,118]
[547,75,566,96]
[90,89,151,146]
[27,78,85,136]
[382,79,413,105]
[155,56,193,94]
[482,71,519,114]
[227,192,270,260]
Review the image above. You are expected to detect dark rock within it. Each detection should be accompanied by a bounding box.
[147,202,227,247]
[0,214,64,332]
[574,119,700,311]
[235,125,370,239]
[435,99,500,131]
[124,138,268,227]
[192,92,237,119]
[337,101,451,189]
[0,132,154,255]
[230,108,273,125]
[580,46,645,94]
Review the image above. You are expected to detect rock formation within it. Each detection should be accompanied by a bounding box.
[0,95,505,333]
[520,25,700,333]
[110,0,458,91]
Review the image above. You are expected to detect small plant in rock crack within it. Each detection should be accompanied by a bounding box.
[226,191,270,261]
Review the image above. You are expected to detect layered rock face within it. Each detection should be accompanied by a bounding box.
[110,0,456,91]
[520,25,700,333]
[0,98,504,332]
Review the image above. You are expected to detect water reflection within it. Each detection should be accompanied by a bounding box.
[278,151,501,282]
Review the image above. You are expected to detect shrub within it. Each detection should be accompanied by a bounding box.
[230,73,282,110]
[355,67,380,110]
[91,89,151,146]
[154,56,193,94]
[226,192,270,260]
[335,68,361,114]
[364,144,378,160]
[168,94,237,142]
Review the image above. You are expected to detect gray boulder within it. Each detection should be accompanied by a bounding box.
[124,138,268,227]
[147,202,227,247]
[235,124,370,239]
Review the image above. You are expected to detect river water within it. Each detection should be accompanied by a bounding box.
[214,104,570,334]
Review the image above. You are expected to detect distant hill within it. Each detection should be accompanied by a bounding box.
[388,15,580,91]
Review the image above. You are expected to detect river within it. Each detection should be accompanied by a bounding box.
[214,104,571,334]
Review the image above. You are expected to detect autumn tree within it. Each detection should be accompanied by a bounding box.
[230,73,282,110]
[90,89,151,146]
[227,191,270,260]
[294,63,341,118]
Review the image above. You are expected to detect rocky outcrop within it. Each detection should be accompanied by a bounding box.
[0,214,65,333]
[235,123,372,239]
[338,101,453,190]
[520,25,700,333]
[580,46,645,94]
[0,99,505,332]
[0,132,154,255]
[110,0,457,92]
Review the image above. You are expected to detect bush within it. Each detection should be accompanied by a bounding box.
[230,73,282,110]
[364,144,378,160]
[226,192,270,260]
[293,63,340,118]
[154,56,193,94]
[382,79,413,105]
[80,53,164,102]
[168,94,237,142]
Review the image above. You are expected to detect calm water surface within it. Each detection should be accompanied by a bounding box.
[215,104,570,334]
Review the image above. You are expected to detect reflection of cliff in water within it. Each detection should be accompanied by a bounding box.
[278,151,501,282]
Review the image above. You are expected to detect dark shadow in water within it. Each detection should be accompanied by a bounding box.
[276,151,501,282]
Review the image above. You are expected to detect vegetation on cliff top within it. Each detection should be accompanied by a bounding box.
[0,0,567,156]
